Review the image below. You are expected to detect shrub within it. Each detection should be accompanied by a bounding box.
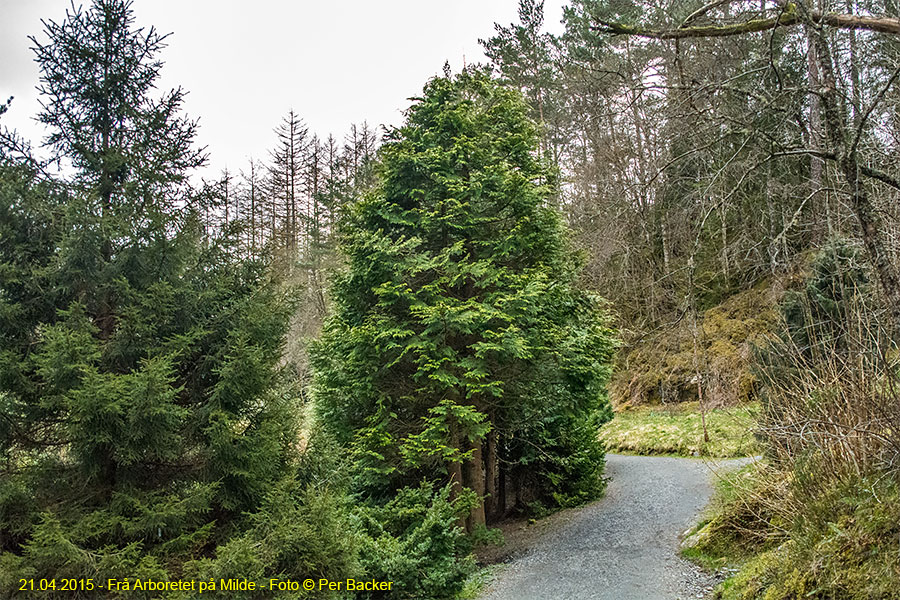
[355,482,476,599]
[184,479,360,600]
[716,474,900,600]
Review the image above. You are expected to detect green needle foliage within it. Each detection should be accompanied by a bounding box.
[313,69,616,524]
[0,0,302,591]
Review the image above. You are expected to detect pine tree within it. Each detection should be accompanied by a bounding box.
[0,0,298,589]
[240,158,265,258]
[481,0,565,169]
[268,110,308,261]
[344,122,378,192]
[313,69,616,530]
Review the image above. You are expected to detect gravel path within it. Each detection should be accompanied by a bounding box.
[480,454,748,600]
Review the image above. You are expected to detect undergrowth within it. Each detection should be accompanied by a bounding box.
[681,462,787,570]
[611,286,779,406]
[682,243,900,599]
[687,464,900,600]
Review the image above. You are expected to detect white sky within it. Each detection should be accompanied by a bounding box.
[0,0,567,177]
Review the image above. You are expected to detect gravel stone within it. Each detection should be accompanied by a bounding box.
[479,454,749,600]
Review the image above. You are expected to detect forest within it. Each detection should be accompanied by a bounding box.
[1,0,899,598]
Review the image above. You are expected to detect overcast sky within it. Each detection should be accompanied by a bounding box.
[1,0,567,177]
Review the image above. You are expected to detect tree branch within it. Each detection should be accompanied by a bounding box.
[681,0,736,27]
[850,63,900,156]
[771,148,900,191]
[860,165,900,191]
[592,4,900,39]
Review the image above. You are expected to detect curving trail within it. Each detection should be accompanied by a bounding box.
[480,454,747,600]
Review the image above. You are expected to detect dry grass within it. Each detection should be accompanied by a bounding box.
[599,401,759,458]
[756,284,900,482]
[684,243,900,599]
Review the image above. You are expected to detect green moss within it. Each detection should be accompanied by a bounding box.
[612,286,779,407]
[599,401,759,457]
[682,462,787,574]
[691,468,900,600]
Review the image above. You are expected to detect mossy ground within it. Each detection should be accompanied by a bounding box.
[683,462,900,599]
[611,285,779,407]
[681,462,785,570]
[457,565,504,599]
[599,401,759,458]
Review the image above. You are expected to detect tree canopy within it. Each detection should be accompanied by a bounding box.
[0,0,304,590]
[313,69,616,529]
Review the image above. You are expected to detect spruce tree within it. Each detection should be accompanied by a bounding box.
[313,69,616,529]
[0,0,298,590]
[268,110,308,260]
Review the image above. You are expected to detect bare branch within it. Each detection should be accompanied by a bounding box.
[592,5,900,40]
[771,148,900,191]
[681,0,737,27]
[850,63,900,157]
[859,165,900,191]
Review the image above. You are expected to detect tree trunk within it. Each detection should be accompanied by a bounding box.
[811,23,900,328]
[484,428,498,521]
[464,438,486,531]
[661,217,671,276]
[514,468,524,511]
[250,162,257,257]
[97,444,117,499]
[807,30,825,240]
[448,425,466,531]
[718,201,729,282]
[498,436,507,518]
[846,0,861,128]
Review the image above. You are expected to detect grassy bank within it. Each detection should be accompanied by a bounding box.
[680,463,781,571]
[599,402,759,458]
[682,462,900,599]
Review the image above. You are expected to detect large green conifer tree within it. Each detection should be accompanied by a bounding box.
[0,1,301,590]
[313,70,616,528]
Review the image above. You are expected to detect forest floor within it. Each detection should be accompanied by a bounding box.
[476,454,751,600]
[600,402,759,458]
